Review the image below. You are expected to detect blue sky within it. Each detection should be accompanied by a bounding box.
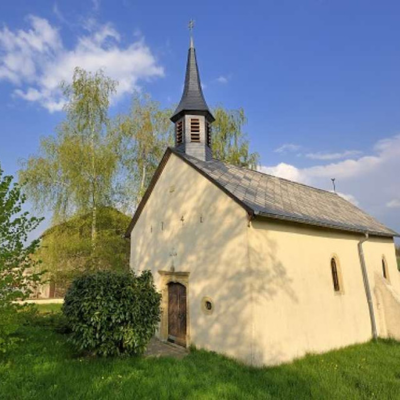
[0,0,400,239]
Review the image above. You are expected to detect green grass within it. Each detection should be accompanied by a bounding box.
[1,309,400,400]
[35,303,63,314]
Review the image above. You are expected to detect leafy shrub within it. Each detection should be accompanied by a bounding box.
[62,270,161,356]
[0,168,43,353]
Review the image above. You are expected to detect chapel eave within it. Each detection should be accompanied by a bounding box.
[125,147,398,239]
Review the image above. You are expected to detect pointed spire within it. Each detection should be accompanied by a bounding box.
[170,24,214,123]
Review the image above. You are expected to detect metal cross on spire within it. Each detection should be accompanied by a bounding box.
[188,19,195,34]
[188,19,195,48]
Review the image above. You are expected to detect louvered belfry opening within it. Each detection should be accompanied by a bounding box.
[206,122,211,147]
[176,120,183,145]
[190,118,201,142]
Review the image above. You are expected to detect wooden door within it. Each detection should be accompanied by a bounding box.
[168,283,187,346]
[49,281,56,298]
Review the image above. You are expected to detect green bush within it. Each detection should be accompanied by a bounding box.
[62,270,161,356]
[0,168,43,354]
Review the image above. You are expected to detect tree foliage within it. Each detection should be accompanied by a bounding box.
[20,69,259,219]
[0,167,43,352]
[19,68,259,278]
[114,93,174,209]
[63,270,161,356]
[112,98,259,208]
[37,207,130,292]
[212,106,259,168]
[20,68,118,267]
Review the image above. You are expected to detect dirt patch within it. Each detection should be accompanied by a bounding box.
[144,338,188,359]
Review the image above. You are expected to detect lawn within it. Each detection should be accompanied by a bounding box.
[32,303,63,313]
[1,306,400,400]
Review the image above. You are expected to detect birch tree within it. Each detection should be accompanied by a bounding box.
[19,68,259,273]
[113,97,259,209]
[212,106,259,169]
[19,68,117,268]
[115,93,174,209]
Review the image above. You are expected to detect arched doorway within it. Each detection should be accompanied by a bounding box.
[168,282,187,346]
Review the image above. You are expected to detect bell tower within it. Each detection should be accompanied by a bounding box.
[170,22,215,161]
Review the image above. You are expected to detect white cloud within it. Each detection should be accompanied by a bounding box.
[0,16,164,112]
[217,75,229,84]
[261,134,400,233]
[337,192,359,206]
[263,153,381,183]
[387,199,400,209]
[303,155,381,180]
[216,73,233,85]
[0,16,61,85]
[305,150,362,161]
[259,162,305,183]
[274,143,302,154]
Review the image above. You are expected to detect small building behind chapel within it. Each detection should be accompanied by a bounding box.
[127,36,400,366]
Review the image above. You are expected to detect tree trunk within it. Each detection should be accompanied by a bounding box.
[138,164,146,205]
[91,124,97,269]
[91,200,97,267]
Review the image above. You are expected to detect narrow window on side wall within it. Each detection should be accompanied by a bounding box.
[331,258,341,292]
[382,257,389,282]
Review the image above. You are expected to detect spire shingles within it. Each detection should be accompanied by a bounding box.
[170,44,214,122]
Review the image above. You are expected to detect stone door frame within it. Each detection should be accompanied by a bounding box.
[158,270,190,347]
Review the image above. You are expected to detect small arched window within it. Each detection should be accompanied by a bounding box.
[331,258,341,292]
[382,257,388,280]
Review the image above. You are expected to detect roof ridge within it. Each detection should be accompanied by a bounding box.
[215,159,392,225]
[188,153,394,229]
[130,148,398,238]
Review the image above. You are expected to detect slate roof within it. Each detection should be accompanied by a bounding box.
[172,149,398,238]
[170,42,214,123]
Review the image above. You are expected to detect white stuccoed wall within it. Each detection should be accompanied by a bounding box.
[130,152,400,366]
